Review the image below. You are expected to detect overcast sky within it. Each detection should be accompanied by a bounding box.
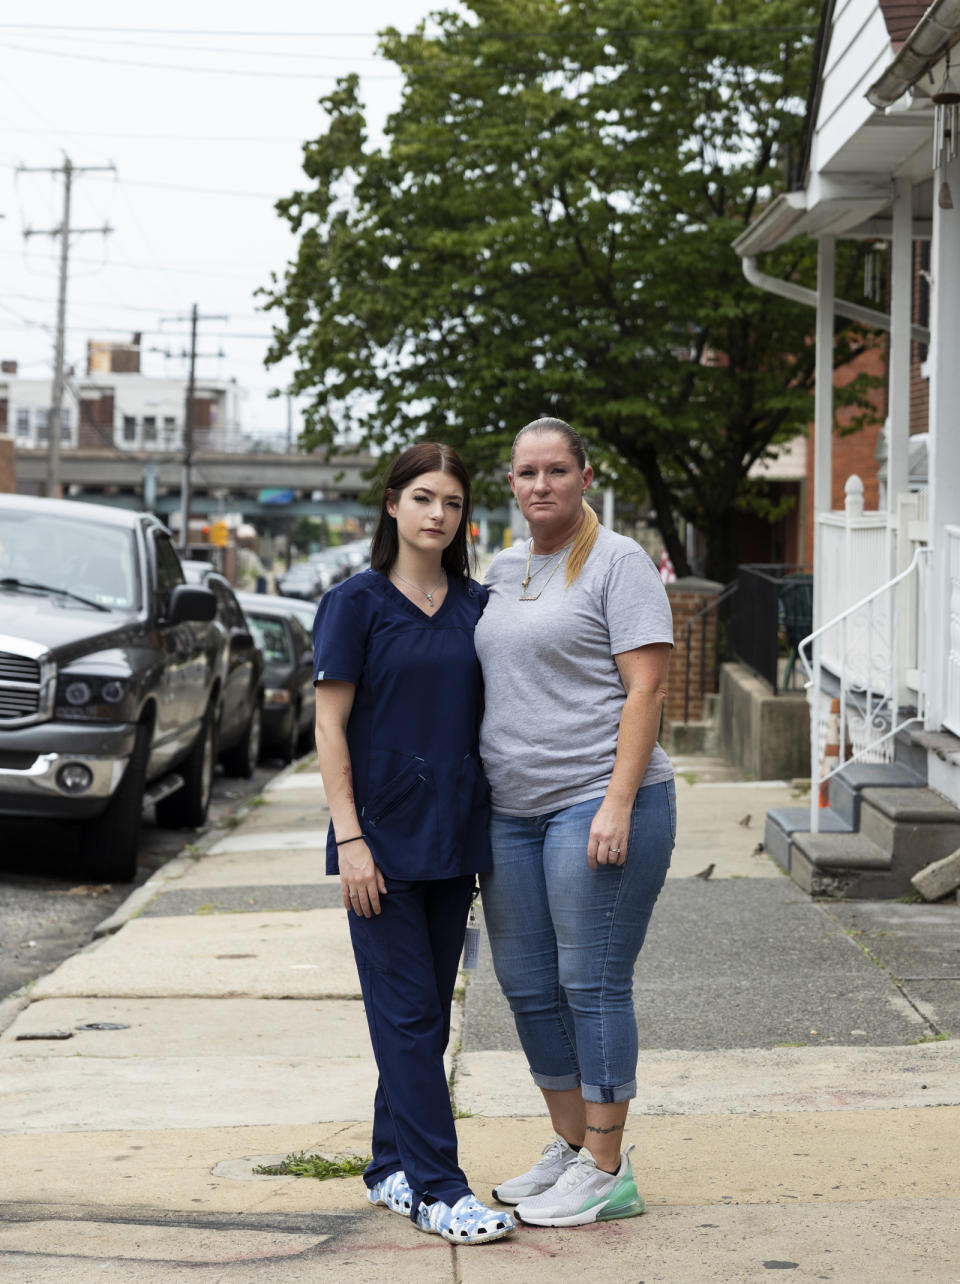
[0,1,452,442]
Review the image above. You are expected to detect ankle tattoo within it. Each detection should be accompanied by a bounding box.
[585,1122,625,1136]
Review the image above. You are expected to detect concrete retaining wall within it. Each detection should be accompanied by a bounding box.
[720,661,810,781]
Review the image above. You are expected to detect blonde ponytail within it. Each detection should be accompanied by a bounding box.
[565,500,599,587]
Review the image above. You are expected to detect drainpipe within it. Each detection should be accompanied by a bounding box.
[740,256,930,345]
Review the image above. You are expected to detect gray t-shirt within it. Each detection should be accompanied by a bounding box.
[476,525,674,817]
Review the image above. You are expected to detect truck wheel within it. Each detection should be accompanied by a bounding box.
[77,724,150,883]
[296,708,315,757]
[156,702,217,829]
[279,703,299,765]
[221,700,262,779]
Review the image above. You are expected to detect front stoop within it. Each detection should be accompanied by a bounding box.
[776,786,960,899]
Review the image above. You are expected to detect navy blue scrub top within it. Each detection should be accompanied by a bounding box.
[312,569,492,881]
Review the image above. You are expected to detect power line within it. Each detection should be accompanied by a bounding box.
[0,23,818,36]
[0,40,404,80]
[4,127,306,143]
[0,246,263,281]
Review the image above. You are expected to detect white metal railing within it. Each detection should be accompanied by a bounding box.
[817,477,891,668]
[946,525,960,738]
[799,546,931,833]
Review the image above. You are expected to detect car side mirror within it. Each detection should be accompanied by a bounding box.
[167,584,216,624]
[231,630,255,652]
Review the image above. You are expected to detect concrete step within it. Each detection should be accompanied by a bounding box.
[827,762,925,830]
[789,832,904,898]
[665,720,718,755]
[764,806,851,874]
[860,786,960,870]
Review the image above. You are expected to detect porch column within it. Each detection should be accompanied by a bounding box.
[887,180,911,525]
[925,153,960,730]
[809,236,835,834]
[813,236,835,631]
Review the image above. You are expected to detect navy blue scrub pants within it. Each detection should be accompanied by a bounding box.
[348,873,475,1212]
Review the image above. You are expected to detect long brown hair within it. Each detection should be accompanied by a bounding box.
[511,417,599,586]
[370,442,473,585]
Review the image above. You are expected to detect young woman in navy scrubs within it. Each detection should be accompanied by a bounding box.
[312,442,515,1246]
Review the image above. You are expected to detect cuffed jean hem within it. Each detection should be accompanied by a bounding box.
[581,1078,637,1105]
[529,1068,582,1093]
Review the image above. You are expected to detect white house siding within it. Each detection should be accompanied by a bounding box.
[812,0,894,175]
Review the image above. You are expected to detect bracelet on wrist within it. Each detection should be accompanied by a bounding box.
[336,834,365,848]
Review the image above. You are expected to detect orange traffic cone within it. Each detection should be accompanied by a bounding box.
[818,698,841,809]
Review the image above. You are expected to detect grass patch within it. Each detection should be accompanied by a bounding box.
[774,1041,807,1048]
[247,795,266,808]
[217,814,244,831]
[679,771,698,786]
[453,1108,475,1119]
[908,1031,951,1044]
[254,1151,370,1179]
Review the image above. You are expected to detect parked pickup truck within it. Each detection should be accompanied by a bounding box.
[0,494,224,882]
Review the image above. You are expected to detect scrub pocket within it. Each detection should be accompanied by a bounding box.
[455,752,490,833]
[362,752,439,849]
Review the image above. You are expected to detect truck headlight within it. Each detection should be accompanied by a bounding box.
[56,676,132,720]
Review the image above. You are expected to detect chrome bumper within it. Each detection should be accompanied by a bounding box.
[0,751,128,802]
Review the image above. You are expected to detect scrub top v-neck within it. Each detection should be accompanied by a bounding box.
[312,569,491,880]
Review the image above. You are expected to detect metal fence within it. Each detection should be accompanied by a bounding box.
[728,564,812,694]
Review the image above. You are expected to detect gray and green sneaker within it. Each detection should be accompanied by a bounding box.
[514,1144,645,1227]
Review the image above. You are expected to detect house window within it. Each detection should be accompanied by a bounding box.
[36,408,49,442]
[15,408,29,438]
[143,416,157,444]
[60,406,71,443]
[163,416,177,443]
[122,415,137,444]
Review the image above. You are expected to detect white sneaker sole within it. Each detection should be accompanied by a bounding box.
[517,1196,645,1227]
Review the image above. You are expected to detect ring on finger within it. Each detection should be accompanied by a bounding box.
[348,891,359,899]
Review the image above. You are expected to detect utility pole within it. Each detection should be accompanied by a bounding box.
[19,156,114,498]
[161,304,226,551]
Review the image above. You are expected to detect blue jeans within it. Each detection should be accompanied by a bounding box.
[480,781,675,1104]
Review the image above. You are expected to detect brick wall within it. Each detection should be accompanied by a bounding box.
[663,577,724,728]
[803,339,887,567]
[0,434,15,493]
[77,393,115,448]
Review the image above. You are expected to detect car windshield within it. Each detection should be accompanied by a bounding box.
[247,614,290,663]
[0,510,139,610]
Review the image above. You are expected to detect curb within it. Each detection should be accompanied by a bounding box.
[93,755,314,940]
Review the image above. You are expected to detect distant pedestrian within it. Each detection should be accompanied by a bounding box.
[312,442,514,1245]
[475,416,675,1228]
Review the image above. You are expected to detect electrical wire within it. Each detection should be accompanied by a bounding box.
[0,23,819,37]
[0,40,405,80]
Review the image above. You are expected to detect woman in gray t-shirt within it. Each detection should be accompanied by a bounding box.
[475,417,676,1229]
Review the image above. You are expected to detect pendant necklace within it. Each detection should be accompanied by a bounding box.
[392,567,445,607]
[520,541,571,601]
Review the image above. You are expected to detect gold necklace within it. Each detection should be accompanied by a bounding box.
[392,567,445,607]
[520,542,570,601]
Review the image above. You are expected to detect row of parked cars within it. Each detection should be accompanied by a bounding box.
[275,540,371,600]
[0,494,335,885]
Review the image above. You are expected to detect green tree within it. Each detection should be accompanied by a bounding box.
[262,0,877,580]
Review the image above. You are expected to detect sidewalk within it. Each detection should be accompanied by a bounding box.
[1,756,959,1282]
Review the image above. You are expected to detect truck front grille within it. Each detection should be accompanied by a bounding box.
[0,654,41,685]
[0,644,54,727]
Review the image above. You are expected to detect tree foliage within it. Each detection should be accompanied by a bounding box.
[262,0,878,579]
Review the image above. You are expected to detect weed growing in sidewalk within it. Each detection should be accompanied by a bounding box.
[254,1151,371,1179]
[908,1030,951,1044]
